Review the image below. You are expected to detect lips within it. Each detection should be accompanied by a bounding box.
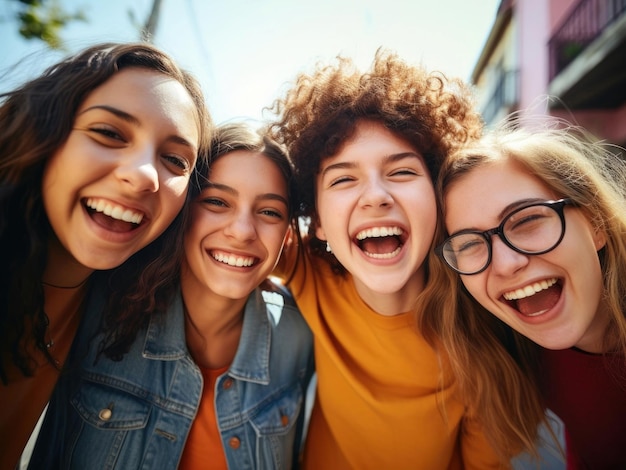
[354,226,405,259]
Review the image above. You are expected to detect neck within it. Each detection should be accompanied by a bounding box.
[44,237,93,288]
[181,282,247,369]
[575,300,614,354]
[352,273,424,316]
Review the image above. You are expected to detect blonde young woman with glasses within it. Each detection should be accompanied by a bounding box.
[431,121,626,469]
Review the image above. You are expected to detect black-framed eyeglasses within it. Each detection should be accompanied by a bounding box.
[436,198,574,275]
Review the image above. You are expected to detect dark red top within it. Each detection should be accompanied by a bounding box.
[539,347,626,469]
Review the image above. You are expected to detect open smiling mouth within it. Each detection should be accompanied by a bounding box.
[85,198,144,233]
[502,277,562,317]
[354,226,406,259]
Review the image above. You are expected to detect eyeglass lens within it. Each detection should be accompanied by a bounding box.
[443,203,565,274]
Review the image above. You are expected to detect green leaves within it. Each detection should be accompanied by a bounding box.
[11,0,86,50]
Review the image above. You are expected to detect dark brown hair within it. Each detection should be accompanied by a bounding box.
[0,42,212,381]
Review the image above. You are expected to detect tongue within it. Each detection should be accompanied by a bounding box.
[360,236,401,255]
[91,212,137,233]
[516,284,561,316]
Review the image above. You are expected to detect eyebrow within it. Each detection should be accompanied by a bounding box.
[204,181,288,206]
[79,105,197,150]
[79,105,140,125]
[497,197,548,220]
[320,151,422,179]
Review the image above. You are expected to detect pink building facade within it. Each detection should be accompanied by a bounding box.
[472,0,626,146]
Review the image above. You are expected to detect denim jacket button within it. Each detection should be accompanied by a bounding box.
[98,408,113,421]
[281,415,289,426]
[228,437,241,449]
[223,378,234,390]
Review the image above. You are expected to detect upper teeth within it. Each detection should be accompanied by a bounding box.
[503,278,557,301]
[86,198,143,224]
[213,252,255,267]
[356,226,403,240]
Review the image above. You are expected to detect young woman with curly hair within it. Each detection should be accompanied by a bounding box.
[270,50,505,469]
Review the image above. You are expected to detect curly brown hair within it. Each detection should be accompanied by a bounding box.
[269,49,482,272]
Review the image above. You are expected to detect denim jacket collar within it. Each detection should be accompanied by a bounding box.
[142,289,278,384]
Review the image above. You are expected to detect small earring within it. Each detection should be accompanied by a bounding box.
[326,242,332,253]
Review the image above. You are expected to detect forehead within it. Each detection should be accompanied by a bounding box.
[445,159,555,227]
[449,159,551,200]
[78,67,200,145]
[331,120,419,160]
[209,150,287,192]
[81,68,197,118]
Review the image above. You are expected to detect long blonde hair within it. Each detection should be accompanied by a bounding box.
[420,121,626,460]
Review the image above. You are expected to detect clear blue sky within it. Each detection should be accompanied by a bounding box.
[0,0,500,124]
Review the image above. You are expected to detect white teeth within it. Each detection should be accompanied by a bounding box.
[86,198,143,224]
[503,278,558,301]
[213,252,255,267]
[363,247,402,259]
[356,226,403,240]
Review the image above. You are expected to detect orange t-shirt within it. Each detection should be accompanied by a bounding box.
[178,365,229,470]
[0,283,86,469]
[280,252,506,470]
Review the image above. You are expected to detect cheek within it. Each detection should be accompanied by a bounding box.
[42,152,65,197]
[185,209,211,243]
[161,179,190,214]
[41,159,69,226]
[316,188,347,222]
[460,275,491,305]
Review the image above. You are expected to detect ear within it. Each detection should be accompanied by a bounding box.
[283,226,294,246]
[593,228,607,251]
[315,224,327,241]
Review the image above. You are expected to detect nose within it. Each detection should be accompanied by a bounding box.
[489,236,529,276]
[114,148,159,193]
[224,210,257,242]
[359,177,393,209]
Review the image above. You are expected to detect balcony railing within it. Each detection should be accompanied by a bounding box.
[548,0,626,80]
[481,69,519,124]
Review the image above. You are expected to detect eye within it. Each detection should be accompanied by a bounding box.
[388,167,420,180]
[200,196,228,209]
[87,126,126,143]
[448,233,485,254]
[328,175,355,187]
[457,238,484,253]
[162,154,191,173]
[260,208,285,220]
[391,168,418,176]
[506,206,552,233]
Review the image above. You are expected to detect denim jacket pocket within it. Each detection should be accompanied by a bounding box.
[248,383,304,469]
[72,380,151,430]
[63,380,153,469]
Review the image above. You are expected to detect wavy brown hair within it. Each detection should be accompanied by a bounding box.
[0,42,212,381]
[424,121,626,461]
[269,49,483,276]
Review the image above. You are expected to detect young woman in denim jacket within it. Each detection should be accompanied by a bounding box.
[0,42,212,469]
[29,123,314,469]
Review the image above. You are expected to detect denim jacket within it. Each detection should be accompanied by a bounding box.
[29,281,314,470]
